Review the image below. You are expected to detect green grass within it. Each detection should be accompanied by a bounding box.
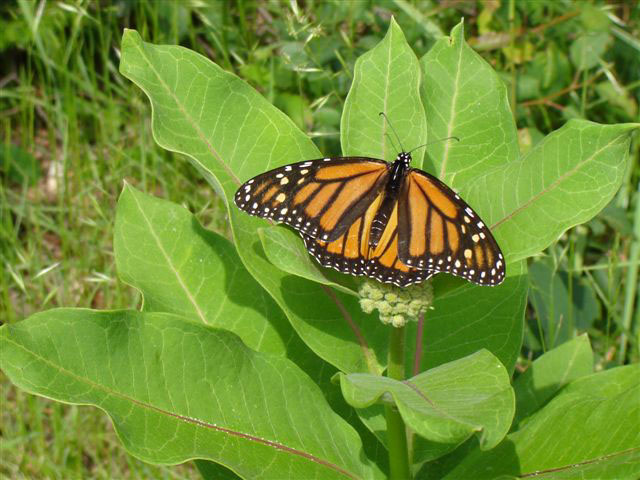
[1,0,638,477]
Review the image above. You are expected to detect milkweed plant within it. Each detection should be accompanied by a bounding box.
[1,20,638,480]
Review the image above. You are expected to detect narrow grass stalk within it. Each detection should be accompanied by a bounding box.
[508,0,517,118]
[386,325,411,480]
[618,184,640,363]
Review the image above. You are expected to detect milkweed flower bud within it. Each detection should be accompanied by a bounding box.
[358,280,433,327]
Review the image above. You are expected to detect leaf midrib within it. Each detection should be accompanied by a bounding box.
[129,36,242,187]
[127,187,208,324]
[491,133,626,231]
[439,33,464,179]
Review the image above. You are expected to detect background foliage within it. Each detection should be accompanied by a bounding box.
[1,1,638,478]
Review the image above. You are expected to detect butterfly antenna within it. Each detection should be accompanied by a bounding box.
[408,136,460,154]
[384,132,400,155]
[379,112,405,152]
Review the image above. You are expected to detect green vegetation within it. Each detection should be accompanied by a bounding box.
[1,1,638,478]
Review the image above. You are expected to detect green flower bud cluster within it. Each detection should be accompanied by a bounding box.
[358,280,434,327]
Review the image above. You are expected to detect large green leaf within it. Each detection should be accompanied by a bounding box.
[424,365,640,479]
[342,17,427,163]
[114,183,290,355]
[119,29,386,375]
[339,350,514,462]
[512,334,593,427]
[0,310,383,480]
[420,21,519,182]
[467,120,638,264]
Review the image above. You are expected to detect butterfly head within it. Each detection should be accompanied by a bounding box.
[396,152,412,166]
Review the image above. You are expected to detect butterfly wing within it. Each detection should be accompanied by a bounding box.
[234,158,389,242]
[303,190,435,287]
[397,169,505,286]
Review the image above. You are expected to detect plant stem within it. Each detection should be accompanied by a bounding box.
[386,325,411,479]
[413,313,424,376]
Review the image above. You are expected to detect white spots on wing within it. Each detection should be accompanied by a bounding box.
[464,249,472,259]
[465,207,474,217]
[280,208,288,215]
[245,194,250,202]
[276,173,284,178]
[481,271,486,278]
[248,179,255,184]
[300,169,309,175]
[297,178,305,185]
[477,221,485,229]
[464,216,471,223]
[461,224,466,234]
[285,166,292,171]
[280,177,289,185]
[480,232,486,239]
[275,193,286,203]
[252,202,258,209]
[455,260,461,268]
[323,158,331,161]
[472,234,480,243]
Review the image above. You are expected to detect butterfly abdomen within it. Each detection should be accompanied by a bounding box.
[369,159,409,248]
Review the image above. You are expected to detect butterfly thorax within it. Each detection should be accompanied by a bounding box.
[369,153,412,248]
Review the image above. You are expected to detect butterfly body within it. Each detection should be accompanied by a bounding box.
[234,152,505,287]
[368,154,410,248]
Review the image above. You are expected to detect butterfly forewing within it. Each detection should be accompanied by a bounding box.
[397,169,505,286]
[234,158,389,243]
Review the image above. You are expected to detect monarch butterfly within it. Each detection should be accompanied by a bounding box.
[234,132,505,288]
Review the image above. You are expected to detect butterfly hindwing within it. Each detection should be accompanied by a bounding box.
[304,190,435,287]
[234,158,389,243]
[397,169,505,286]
